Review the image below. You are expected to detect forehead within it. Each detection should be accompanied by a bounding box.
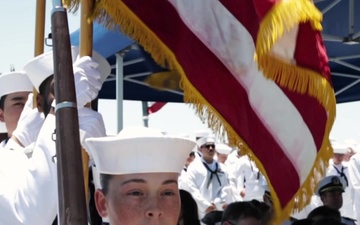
[202,142,215,146]
[111,172,179,185]
[323,190,342,196]
[4,92,30,102]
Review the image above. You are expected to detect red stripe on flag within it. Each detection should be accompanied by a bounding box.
[148,102,167,114]
[122,0,301,207]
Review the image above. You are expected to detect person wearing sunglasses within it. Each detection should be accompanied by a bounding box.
[186,136,233,221]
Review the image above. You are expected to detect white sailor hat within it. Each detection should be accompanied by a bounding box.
[332,142,348,154]
[194,129,211,139]
[316,175,346,196]
[0,71,33,99]
[0,122,6,133]
[84,126,196,175]
[23,46,111,92]
[216,143,232,155]
[197,136,216,148]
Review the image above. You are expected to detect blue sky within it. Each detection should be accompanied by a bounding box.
[1,1,360,144]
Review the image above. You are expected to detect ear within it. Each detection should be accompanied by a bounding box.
[0,109,5,122]
[95,189,109,218]
[36,94,44,112]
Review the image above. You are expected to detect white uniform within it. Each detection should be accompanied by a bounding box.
[0,139,7,148]
[186,157,232,219]
[0,115,57,225]
[327,159,356,220]
[224,150,240,169]
[230,155,265,201]
[179,167,190,191]
[348,153,360,223]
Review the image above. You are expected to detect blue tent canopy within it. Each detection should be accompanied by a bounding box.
[71,1,360,104]
[70,23,183,102]
[316,0,360,103]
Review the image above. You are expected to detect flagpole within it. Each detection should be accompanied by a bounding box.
[79,0,94,207]
[51,0,88,224]
[33,0,46,106]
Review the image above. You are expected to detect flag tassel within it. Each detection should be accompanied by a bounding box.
[256,0,323,57]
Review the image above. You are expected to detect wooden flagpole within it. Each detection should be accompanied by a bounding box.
[51,0,88,224]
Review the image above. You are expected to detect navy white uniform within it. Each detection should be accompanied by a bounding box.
[0,115,57,225]
[327,159,356,220]
[186,157,232,219]
[230,155,265,201]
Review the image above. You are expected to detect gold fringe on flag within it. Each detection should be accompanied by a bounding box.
[256,0,322,57]
[72,0,336,223]
[258,54,335,113]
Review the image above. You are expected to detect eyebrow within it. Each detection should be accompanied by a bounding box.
[121,179,146,186]
[121,179,178,186]
[10,96,26,101]
[162,179,178,185]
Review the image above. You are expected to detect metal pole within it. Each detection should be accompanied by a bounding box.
[142,101,149,127]
[116,53,124,132]
[51,0,88,224]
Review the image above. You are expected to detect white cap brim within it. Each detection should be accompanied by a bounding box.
[84,127,196,175]
[23,46,111,92]
[0,71,33,98]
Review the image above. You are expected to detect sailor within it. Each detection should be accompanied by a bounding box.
[326,142,356,221]
[84,126,196,225]
[316,175,356,225]
[19,46,111,224]
[186,136,232,221]
[178,150,196,190]
[0,48,105,224]
[215,143,232,166]
[193,129,211,159]
[348,152,360,223]
[216,142,242,203]
[230,154,265,201]
[225,144,243,168]
[0,71,33,147]
[9,46,110,149]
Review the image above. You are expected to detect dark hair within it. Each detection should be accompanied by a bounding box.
[99,173,113,195]
[292,219,313,225]
[39,75,54,96]
[311,218,344,225]
[307,206,341,222]
[179,189,200,225]
[0,95,7,110]
[39,75,54,117]
[221,201,262,224]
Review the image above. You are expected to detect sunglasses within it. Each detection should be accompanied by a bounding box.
[202,144,215,149]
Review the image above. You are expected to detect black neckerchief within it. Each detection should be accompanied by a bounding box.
[333,165,349,187]
[202,162,222,188]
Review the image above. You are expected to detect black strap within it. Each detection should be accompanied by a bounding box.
[203,162,222,188]
[333,165,349,187]
[183,167,187,172]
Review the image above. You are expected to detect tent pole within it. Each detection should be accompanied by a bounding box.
[116,53,124,132]
[142,101,149,127]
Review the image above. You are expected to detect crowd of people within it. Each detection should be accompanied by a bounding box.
[0,47,360,225]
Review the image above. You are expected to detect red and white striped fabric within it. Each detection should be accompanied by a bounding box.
[93,0,336,220]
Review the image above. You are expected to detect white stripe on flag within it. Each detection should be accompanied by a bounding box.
[168,0,317,183]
